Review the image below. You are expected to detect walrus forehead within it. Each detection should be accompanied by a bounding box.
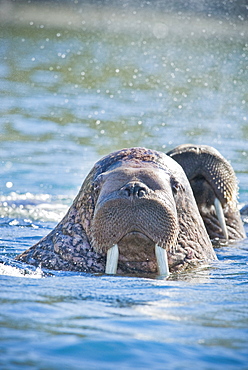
[94,160,173,196]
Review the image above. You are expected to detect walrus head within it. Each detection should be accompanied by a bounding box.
[77,147,216,275]
[167,144,246,242]
[90,160,180,275]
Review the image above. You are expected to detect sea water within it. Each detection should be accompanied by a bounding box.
[0,2,248,369]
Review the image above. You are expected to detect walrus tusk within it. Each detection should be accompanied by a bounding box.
[155,244,170,277]
[214,198,228,240]
[105,244,170,276]
[105,244,119,274]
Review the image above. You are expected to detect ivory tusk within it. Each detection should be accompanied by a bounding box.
[105,244,119,274]
[214,197,228,240]
[105,244,170,276]
[155,244,170,277]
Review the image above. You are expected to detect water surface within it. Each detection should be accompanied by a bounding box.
[0,2,248,369]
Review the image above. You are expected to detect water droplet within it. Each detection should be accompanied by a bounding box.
[6,182,13,188]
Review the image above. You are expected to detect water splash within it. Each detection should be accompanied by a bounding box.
[0,262,44,278]
[0,192,70,222]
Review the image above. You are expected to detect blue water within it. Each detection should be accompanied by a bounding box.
[1,2,248,369]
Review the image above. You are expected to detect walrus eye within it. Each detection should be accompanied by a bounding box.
[93,175,103,194]
[171,180,182,195]
[93,181,100,193]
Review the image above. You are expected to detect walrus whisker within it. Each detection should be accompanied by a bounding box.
[155,244,170,277]
[214,198,228,240]
[105,244,119,274]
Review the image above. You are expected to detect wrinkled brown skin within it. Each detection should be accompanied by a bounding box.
[16,147,216,274]
[167,144,246,242]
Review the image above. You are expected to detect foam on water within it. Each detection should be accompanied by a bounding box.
[0,262,44,278]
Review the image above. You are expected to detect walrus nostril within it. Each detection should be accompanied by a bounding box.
[134,185,147,197]
[122,183,147,198]
[123,187,131,197]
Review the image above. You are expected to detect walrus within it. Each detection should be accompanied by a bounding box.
[167,144,246,242]
[16,146,245,276]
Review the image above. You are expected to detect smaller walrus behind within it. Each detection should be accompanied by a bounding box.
[16,145,245,276]
[167,144,246,242]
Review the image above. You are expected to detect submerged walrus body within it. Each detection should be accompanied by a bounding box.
[16,145,246,276]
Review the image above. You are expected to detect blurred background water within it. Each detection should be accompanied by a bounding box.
[0,0,248,369]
